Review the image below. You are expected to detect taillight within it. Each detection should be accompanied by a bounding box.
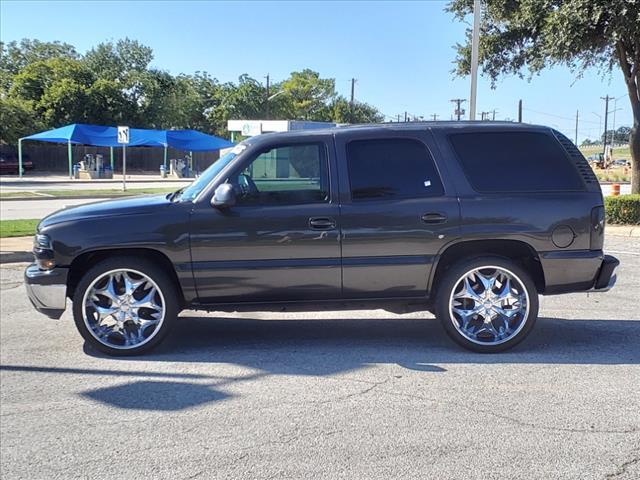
[590,206,605,250]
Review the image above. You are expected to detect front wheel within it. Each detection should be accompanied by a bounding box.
[435,256,539,353]
[72,257,179,356]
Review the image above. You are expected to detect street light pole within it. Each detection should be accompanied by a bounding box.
[469,0,481,120]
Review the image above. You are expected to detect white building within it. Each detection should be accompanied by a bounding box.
[227,120,336,141]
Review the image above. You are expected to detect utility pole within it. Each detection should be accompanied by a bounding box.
[450,99,466,121]
[350,78,356,108]
[431,114,439,121]
[601,95,611,155]
[397,114,401,122]
[518,99,523,123]
[575,110,579,146]
[492,109,497,121]
[611,96,620,147]
[404,111,408,122]
[265,74,270,119]
[469,0,481,120]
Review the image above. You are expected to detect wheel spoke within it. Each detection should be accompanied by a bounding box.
[476,271,498,293]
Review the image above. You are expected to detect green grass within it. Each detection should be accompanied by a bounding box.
[0,191,44,199]
[579,145,631,160]
[0,187,176,199]
[0,219,39,238]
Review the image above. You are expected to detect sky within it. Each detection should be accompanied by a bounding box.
[0,0,633,142]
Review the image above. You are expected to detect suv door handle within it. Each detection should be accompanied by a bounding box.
[309,217,336,230]
[421,213,447,224]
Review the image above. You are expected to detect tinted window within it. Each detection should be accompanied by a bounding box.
[231,143,329,205]
[449,131,584,192]
[347,138,444,200]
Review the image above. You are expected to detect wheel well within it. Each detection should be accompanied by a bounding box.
[66,248,185,305]
[430,240,545,294]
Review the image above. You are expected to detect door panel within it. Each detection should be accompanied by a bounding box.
[190,203,341,303]
[335,130,461,298]
[189,136,341,304]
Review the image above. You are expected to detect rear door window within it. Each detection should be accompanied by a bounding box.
[346,138,444,201]
[448,131,584,192]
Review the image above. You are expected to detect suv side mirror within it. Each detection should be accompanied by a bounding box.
[212,183,236,208]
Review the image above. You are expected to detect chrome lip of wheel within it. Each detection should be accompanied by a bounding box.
[448,265,530,346]
[81,268,166,350]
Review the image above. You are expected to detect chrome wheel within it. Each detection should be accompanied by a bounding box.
[82,269,166,350]
[449,265,530,346]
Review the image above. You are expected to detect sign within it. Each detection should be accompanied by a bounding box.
[117,126,130,144]
[241,121,262,137]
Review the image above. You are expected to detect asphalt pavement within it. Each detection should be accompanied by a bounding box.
[1,236,639,479]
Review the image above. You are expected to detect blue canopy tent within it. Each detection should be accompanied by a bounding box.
[18,123,234,178]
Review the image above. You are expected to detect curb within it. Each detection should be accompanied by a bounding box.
[606,225,640,237]
[0,252,32,264]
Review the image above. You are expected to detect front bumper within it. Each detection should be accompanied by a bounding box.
[24,264,68,319]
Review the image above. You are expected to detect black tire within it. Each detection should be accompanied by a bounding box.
[72,256,179,356]
[435,256,539,353]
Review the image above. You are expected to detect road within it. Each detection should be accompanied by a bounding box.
[0,174,190,192]
[0,198,111,220]
[1,236,639,480]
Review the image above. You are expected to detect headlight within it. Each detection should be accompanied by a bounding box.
[34,234,52,250]
[33,234,55,270]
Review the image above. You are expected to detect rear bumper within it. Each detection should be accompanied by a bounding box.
[24,264,68,319]
[540,250,619,295]
[589,254,619,292]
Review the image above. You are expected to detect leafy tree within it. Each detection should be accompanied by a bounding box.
[0,39,78,93]
[602,125,632,145]
[447,0,640,193]
[10,57,94,125]
[84,38,153,81]
[279,69,336,120]
[0,97,44,145]
[331,97,385,124]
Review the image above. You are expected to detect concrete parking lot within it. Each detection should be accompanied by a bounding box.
[1,236,639,480]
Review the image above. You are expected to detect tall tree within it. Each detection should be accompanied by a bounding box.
[0,39,78,93]
[447,0,640,194]
[279,69,336,120]
[331,97,384,124]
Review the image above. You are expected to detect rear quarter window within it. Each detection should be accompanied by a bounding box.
[448,131,585,192]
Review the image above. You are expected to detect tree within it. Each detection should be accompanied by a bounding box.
[447,0,640,193]
[0,39,78,93]
[330,97,384,124]
[279,69,336,120]
[602,125,632,145]
[10,57,95,126]
[0,97,44,145]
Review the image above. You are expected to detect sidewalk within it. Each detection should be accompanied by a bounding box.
[0,236,33,263]
[3,225,638,264]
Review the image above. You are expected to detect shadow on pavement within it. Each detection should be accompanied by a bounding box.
[144,315,640,369]
[2,316,638,411]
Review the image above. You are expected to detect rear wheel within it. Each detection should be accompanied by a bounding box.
[72,257,179,356]
[435,256,539,353]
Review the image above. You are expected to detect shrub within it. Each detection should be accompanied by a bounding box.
[605,194,640,225]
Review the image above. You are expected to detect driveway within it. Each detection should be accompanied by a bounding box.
[1,236,639,479]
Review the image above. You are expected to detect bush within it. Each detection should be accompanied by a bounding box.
[605,194,640,225]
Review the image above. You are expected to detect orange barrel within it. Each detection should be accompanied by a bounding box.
[611,183,620,196]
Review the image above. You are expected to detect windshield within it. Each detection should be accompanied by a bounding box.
[178,143,247,201]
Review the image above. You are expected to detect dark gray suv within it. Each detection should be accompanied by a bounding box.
[25,122,619,355]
